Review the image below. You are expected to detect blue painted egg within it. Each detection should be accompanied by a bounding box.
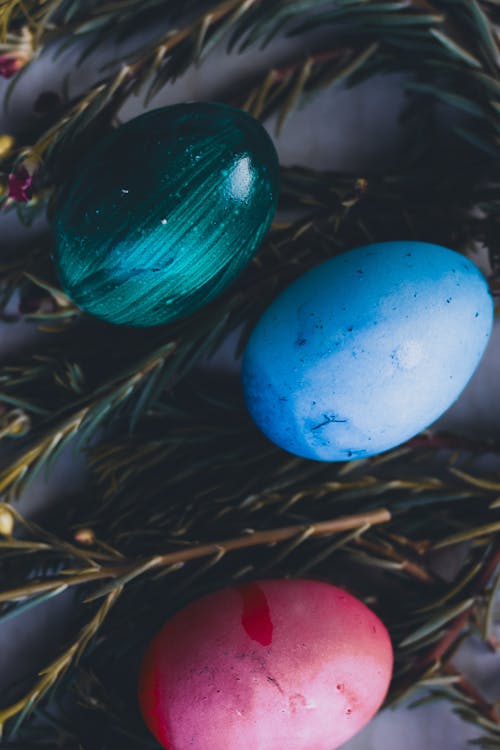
[242,241,493,461]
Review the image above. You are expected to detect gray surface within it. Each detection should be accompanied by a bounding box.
[1,28,499,749]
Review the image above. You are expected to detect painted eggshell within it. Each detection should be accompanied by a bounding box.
[138,579,393,750]
[242,241,493,461]
[53,102,279,327]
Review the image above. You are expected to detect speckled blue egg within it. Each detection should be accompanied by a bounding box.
[242,241,493,461]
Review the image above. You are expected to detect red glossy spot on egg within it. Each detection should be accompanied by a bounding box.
[237,582,273,645]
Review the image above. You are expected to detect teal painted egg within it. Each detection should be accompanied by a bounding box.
[53,102,279,326]
[242,241,493,462]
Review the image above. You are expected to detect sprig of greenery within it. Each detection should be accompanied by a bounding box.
[0,588,120,739]
[0,502,391,734]
[0,338,180,498]
[1,0,500,194]
[1,1,500,748]
[1,156,497,498]
[0,169,369,493]
[1,431,500,744]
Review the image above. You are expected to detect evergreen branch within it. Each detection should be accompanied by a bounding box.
[432,521,500,549]
[0,406,89,496]
[1,2,500,746]
[5,0,269,168]
[392,541,500,700]
[0,502,119,564]
[444,664,500,727]
[0,159,496,496]
[0,341,177,498]
[0,507,393,604]
[236,44,379,132]
[1,0,499,186]
[0,173,365,480]
[2,439,500,743]
[2,0,257,48]
[88,395,499,551]
[398,598,475,648]
[352,534,435,583]
[0,588,121,738]
[0,506,390,734]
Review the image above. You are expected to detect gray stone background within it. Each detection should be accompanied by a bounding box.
[0,21,499,749]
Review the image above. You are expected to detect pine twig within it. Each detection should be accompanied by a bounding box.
[0,508,392,604]
[0,506,390,733]
[0,341,176,498]
[0,588,121,738]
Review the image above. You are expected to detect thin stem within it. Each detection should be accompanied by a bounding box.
[443,663,500,725]
[0,508,391,602]
[0,588,121,735]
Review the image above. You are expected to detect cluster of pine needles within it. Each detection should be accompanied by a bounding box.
[1,0,500,747]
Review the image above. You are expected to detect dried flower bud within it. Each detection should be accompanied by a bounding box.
[8,165,32,202]
[342,178,368,209]
[74,528,96,545]
[0,27,34,79]
[355,178,368,195]
[0,53,27,78]
[0,507,14,537]
[0,408,31,437]
[0,134,15,160]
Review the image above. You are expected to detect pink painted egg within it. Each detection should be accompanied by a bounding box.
[138,578,393,750]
